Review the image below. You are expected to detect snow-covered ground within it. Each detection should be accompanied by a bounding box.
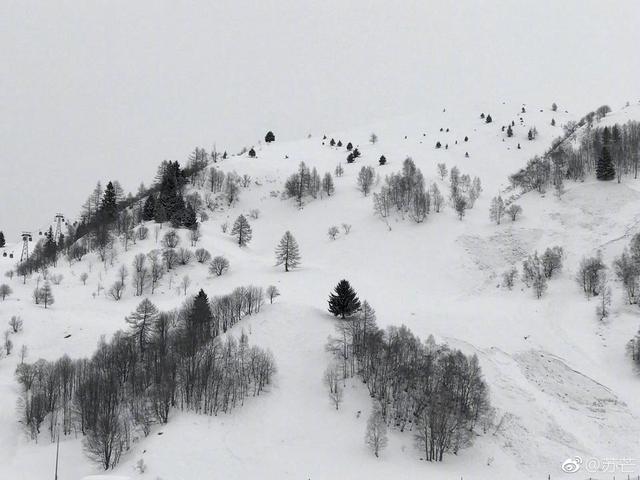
[2,100,640,479]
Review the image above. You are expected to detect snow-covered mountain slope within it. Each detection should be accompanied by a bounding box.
[2,100,640,480]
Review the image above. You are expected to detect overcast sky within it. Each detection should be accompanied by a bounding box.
[1,0,639,241]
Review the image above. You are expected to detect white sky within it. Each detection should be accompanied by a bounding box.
[1,0,639,241]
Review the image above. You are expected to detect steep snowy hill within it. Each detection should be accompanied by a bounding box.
[1,100,640,480]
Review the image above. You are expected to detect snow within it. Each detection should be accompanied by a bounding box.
[2,101,640,479]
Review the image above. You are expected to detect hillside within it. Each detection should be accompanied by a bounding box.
[2,100,640,480]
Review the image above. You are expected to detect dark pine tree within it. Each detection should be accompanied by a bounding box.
[485,115,492,124]
[337,140,343,147]
[379,155,387,166]
[596,144,616,182]
[142,195,156,221]
[188,289,213,343]
[182,204,198,230]
[100,181,118,222]
[330,139,336,147]
[43,227,57,265]
[328,279,361,319]
[0,231,5,248]
[506,125,513,137]
[265,131,275,143]
[248,148,256,158]
[346,142,353,151]
[157,161,183,220]
[352,148,361,159]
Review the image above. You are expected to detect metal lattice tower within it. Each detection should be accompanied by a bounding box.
[20,232,32,262]
[54,213,65,242]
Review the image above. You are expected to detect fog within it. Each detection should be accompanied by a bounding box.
[1,0,638,240]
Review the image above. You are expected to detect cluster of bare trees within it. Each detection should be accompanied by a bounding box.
[489,195,522,224]
[16,286,275,470]
[502,246,564,298]
[510,118,640,194]
[449,165,482,220]
[326,301,492,462]
[373,158,442,223]
[284,162,334,207]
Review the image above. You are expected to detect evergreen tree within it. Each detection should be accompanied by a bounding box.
[142,195,156,221]
[182,204,198,230]
[43,227,57,265]
[596,127,616,181]
[187,289,213,344]
[101,181,118,222]
[39,281,55,308]
[596,146,616,180]
[346,142,353,151]
[328,279,361,318]
[330,138,336,147]
[231,215,252,246]
[126,298,159,353]
[248,148,256,158]
[265,131,275,143]
[157,161,184,220]
[485,114,492,123]
[379,155,387,166]
[506,125,513,137]
[275,231,301,272]
[154,202,167,224]
[0,231,5,248]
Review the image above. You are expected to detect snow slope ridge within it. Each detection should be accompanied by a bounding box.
[2,100,640,479]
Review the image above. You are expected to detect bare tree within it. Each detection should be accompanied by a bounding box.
[109,280,125,301]
[328,226,339,240]
[365,402,388,458]
[357,166,375,196]
[80,272,89,285]
[179,275,191,296]
[266,285,280,304]
[324,366,343,410]
[0,283,12,300]
[209,256,230,276]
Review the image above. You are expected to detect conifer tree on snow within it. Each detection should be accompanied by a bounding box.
[39,281,55,308]
[596,127,616,181]
[231,214,252,246]
[182,204,198,230]
[101,181,118,222]
[0,231,5,248]
[142,195,156,221]
[265,131,275,143]
[248,148,256,158]
[328,279,361,318]
[187,289,213,345]
[126,298,159,353]
[275,231,301,272]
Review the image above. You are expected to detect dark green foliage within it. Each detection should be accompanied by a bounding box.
[596,128,615,181]
[100,182,118,223]
[328,279,361,318]
[142,195,155,221]
[182,204,198,230]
